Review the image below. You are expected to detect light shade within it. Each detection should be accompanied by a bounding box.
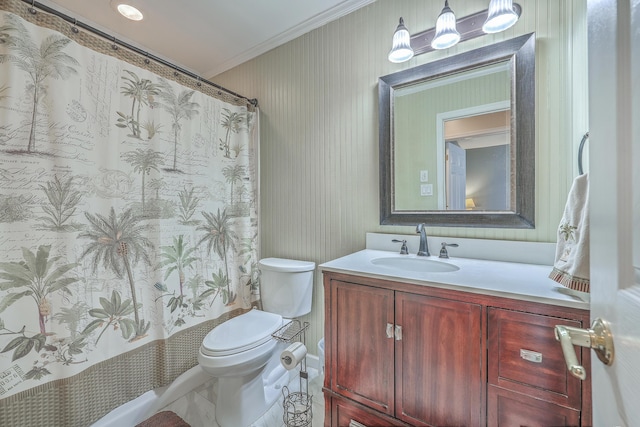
[388,18,414,63]
[465,198,476,209]
[431,1,460,50]
[483,0,519,33]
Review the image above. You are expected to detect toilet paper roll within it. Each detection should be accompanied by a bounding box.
[280,342,307,370]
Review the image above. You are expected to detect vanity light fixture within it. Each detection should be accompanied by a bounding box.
[483,0,519,33]
[431,1,460,50]
[388,18,414,63]
[388,2,521,63]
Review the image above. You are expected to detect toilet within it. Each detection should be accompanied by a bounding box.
[198,257,315,427]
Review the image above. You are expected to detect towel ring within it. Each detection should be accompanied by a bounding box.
[578,132,589,175]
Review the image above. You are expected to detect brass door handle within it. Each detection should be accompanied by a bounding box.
[554,317,614,380]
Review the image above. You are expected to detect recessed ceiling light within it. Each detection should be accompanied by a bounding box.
[116,3,143,21]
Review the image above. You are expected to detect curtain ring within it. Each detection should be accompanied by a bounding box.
[144,53,150,65]
[173,71,179,77]
[29,0,37,14]
[111,37,118,50]
[72,19,79,34]
[196,77,202,87]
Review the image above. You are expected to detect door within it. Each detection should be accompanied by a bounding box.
[587,0,640,425]
[446,142,466,210]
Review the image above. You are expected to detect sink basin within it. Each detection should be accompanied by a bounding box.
[370,257,460,273]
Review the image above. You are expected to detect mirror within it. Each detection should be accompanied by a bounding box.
[379,33,535,228]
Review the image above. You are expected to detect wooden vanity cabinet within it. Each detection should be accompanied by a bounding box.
[322,271,592,427]
[325,273,483,427]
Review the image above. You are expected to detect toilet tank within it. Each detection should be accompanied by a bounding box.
[258,258,315,318]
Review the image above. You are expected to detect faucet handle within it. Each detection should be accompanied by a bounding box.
[439,242,459,259]
[392,239,409,255]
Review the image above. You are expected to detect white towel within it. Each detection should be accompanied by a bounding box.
[549,173,590,293]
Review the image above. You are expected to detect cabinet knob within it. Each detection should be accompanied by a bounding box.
[386,323,394,339]
[395,324,403,341]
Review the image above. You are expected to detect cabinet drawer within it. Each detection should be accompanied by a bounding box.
[331,395,408,427]
[488,308,583,409]
[488,385,580,427]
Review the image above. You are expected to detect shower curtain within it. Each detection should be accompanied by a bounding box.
[0,1,259,425]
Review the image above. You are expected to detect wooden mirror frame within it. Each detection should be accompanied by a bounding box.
[379,33,535,228]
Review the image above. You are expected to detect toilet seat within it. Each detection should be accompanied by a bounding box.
[201,309,282,357]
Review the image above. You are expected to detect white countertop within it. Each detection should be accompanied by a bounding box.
[319,249,590,310]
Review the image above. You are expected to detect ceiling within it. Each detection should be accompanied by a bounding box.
[34,0,375,78]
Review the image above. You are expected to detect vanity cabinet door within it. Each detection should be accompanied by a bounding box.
[330,280,395,416]
[395,292,483,427]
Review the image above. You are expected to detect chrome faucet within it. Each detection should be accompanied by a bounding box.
[416,223,430,256]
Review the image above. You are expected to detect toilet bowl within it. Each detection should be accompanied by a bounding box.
[197,257,315,427]
[198,309,290,427]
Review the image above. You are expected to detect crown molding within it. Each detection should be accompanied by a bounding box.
[207,0,376,77]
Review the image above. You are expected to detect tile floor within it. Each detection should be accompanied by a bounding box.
[160,368,324,427]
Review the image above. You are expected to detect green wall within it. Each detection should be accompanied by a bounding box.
[212,0,588,352]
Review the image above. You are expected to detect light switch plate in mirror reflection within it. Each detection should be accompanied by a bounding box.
[420,184,433,197]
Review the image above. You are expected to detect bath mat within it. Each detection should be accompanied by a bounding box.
[135,411,190,427]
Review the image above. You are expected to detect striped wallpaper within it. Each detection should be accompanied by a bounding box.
[212,0,588,353]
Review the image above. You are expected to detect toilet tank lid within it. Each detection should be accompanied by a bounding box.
[259,258,315,272]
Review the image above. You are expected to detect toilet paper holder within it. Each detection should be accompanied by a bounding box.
[272,320,312,427]
[282,385,313,427]
[281,341,308,370]
[272,319,310,343]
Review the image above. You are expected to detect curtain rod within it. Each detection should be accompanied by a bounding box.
[20,0,259,108]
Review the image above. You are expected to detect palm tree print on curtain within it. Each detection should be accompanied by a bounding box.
[156,235,198,314]
[122,148,164,215]
[219,108,249,158]
[117,70,160,139]
[197,208,238,305]
[79,207,153,340]
[155,78,200,172]
[38,175,84,232]
[0,9,258,415]
[0,245,78,335]
[0,13,79,153]
[223,164,245,216]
